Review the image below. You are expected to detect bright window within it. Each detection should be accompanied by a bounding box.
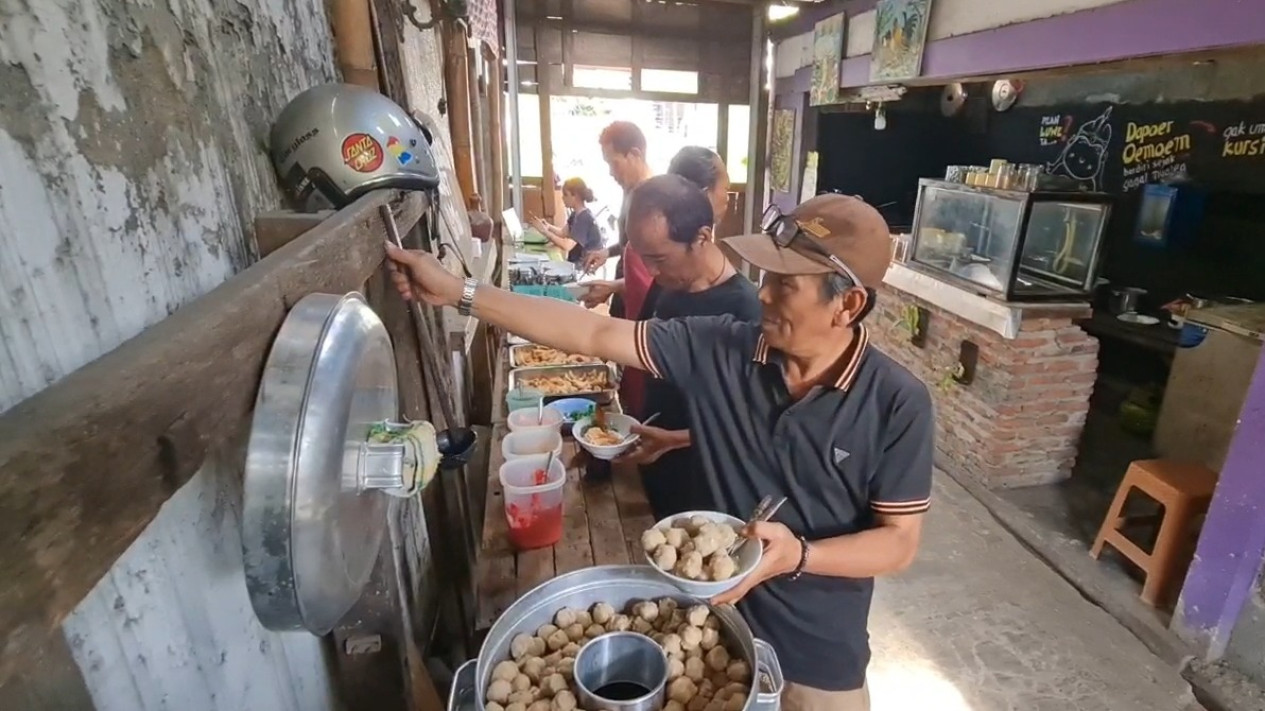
[573,66,633,91]
[641,69,699,95]
[513,93,543,178]
[726,104,751,184]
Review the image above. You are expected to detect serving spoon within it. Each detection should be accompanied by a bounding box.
[727,495,787,557]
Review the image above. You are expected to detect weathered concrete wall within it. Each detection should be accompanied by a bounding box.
[0,0,346,706]
[0,0,337,412]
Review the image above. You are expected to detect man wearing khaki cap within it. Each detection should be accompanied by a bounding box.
[386,191,935,711]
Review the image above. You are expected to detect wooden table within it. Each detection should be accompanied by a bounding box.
[475,349,656,632]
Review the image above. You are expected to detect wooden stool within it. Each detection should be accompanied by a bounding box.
[1090,458,1218,606]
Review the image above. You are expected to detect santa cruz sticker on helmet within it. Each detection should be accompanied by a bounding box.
[342,133,384,173]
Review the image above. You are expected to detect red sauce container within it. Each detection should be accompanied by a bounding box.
[500,456,566,551]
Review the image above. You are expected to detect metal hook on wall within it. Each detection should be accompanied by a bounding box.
[403,0,439,31]
[404,0,469,33]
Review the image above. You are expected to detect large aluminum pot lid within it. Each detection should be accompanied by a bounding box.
[242,292,398,634]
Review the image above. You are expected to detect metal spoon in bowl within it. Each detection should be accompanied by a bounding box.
[632,409,662,437]
[619,411,659,444]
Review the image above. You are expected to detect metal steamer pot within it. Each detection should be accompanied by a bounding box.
[450,566,785,711]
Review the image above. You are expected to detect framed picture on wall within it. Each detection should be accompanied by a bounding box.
[810,13,846,107]
[770,109,797,193]
[870,0,934,83]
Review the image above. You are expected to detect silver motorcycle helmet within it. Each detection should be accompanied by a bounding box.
[270,83,441,210]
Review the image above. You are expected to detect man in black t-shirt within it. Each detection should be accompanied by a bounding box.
[612,175,761,519]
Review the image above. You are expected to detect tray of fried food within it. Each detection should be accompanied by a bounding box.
[508,343,603,369]
[507,363,617,398]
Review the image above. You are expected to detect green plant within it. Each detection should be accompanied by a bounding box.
[935,362,966,394]
[895,304,921,337]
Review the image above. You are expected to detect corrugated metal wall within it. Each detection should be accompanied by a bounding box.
[0,0,371,707]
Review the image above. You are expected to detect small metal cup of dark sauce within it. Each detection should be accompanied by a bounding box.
[573,631,668,711]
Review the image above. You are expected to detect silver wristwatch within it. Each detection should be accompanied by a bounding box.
[457,278,478,316]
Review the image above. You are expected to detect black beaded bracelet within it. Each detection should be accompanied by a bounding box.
[787,534,810,581]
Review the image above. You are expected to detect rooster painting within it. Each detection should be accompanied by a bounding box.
[870,0,934,83]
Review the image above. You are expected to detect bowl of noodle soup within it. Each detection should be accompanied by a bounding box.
[571,413,640,460]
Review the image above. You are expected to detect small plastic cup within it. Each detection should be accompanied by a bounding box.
[507,405,565,434]
[500,456,566,551]
[502,429,564,462]
[505,387,544,413]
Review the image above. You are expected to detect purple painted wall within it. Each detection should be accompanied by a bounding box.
[840,0,1265,88]
[1174,345,1265,655]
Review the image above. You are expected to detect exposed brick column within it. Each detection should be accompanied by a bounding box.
[870,285,1098,488]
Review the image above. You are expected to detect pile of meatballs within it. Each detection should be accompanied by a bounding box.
[642,515,742,582]
[485,598,753,711]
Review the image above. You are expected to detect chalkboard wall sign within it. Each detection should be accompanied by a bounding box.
[982,98,1265,301]
[817,94,1265,303]
[987,98,1265,196]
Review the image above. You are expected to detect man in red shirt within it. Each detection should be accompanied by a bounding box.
[581,121,656,415]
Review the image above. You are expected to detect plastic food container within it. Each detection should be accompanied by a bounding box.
[549,397,598,427]
[572,413,640,461]
[502,429,563,462]
[644,510,763,598]
[499,456,566,550]
[507,405,564,434]
[505,387,544,413]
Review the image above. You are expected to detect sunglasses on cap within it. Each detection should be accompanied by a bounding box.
[759,204,864,288]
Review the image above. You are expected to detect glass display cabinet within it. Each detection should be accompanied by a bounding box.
[909,179,1112,301]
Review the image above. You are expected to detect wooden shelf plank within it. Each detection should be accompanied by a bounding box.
[473,337,654,632]
[555,448,595,575]
[475,423,516,630]
[0,190,427,685]
[612,462,656,563]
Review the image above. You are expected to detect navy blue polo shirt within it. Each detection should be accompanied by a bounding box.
[632,316,935,691]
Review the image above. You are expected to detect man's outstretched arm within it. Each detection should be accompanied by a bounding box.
[385,244,644,369]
